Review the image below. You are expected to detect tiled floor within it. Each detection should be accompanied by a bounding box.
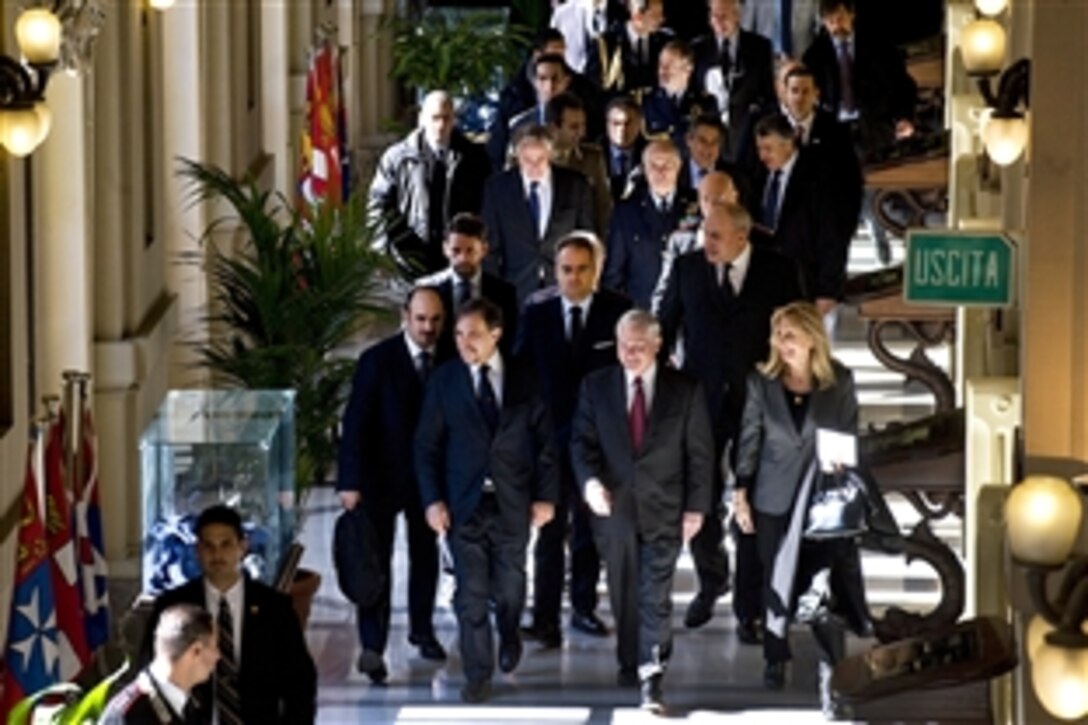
[300,231,986,723]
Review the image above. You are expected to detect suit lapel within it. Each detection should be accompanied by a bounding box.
[641,368,677,453]
[608,368,634,458]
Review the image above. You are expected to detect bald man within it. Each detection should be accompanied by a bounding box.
[658,203,804,641]
[369,90,492,278]
[650,170,737,313]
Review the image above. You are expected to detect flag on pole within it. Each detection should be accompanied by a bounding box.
[299,40,345,207]
[0,443,60,718]
[42,414,90,680]
[73,405,109,652]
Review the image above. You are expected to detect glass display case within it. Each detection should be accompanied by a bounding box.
[139,389,297,595]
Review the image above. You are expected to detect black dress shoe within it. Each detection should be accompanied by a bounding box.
[460,679,491,704]
[356,650,388,685]
[617,666,639,688]
[499,634,522,673]
[736,618,763,645]
[570,610,609,637]
[409,635,447,662]
[684,593,717,629]
[763,660,787,690]
[520,623,562,648]
[640,674,666,714]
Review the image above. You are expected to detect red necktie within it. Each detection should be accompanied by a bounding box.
[629,376,647,452]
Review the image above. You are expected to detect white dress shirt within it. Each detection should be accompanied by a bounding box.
[624,362,657,414]
[522,171,553,240]
[766,150,798,224]
[205,578,244,666]
[147,660,190,718]
[561,293,594,340]
[720,241,753,296]
[403,330,436,376]
[470,350,504,408]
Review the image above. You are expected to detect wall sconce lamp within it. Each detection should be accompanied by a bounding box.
[959,0,1031,166]
[1005,475,1088,721]
[0,6,61,157]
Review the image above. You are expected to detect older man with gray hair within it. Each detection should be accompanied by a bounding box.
[369,90,492,278]
[571,308,713,713]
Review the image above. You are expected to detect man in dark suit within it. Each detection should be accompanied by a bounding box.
[801,0,917,157]
[641,40,718,150]
[680,114,753,206]
[516,234,632,648]
[604,139,696,309]
[336,286,449,682]
[692,0,776,161]
[657,203,804,642]
[588,0,670,97]
[103,604,217,724]
[781,65,863,250]
[416,299,559,703]
[491,52,572,169]
[603,96,647,202]
[754,113,847,316]
[417,213,520,357]
[482,124,596,305]
[143,506,317,724]
[369,90,491,278]
[571,309,713,713]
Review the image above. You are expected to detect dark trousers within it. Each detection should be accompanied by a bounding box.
[601,514,682,676]
[754,510,853,664]
[449,494,527,683]
[688,433,729,599]
[531,460,601,628]
[731,518,764,623]
[355,499,439,654]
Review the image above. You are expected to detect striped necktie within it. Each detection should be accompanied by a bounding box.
[216,597,243,724]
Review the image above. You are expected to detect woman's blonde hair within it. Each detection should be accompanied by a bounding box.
[759,301,836,389]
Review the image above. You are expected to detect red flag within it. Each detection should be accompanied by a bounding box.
[0,443,60,718]
[43,415,90,680]
[299,41,343,207]
[74,406,109,651]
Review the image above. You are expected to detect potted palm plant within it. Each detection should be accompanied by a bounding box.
[179,158,395,495]
[177,159,395,622]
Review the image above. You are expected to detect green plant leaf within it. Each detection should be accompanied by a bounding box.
[8,682,81,725]
[60,660,131,725]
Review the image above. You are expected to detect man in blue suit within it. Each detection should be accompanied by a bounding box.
[337,286,449,683]
[516,234,632,647]
[603,139,696,309]
[416,299,559,703]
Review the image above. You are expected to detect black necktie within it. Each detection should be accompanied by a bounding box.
[428,151,447,243]
[837,39,856,113]
[216,598,242,724]
[617,149,630,177]
[658,196,670,216]
[569,305,584,344]
[763,170,782,230]
[527,181,542,240]
[781,0,793,56]
[636,36,646,64]
[477,364,499,434]
[418,351,432,382]
[720,262,735,301]
[720,39,732,78]
[456,278,472,307]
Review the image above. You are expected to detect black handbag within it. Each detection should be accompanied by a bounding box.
[333,506,386,607]
[803,464,869,540]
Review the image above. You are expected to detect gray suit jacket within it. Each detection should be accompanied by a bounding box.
[734,360,857,516]
[571,365,714,541]
[741,0,820,58]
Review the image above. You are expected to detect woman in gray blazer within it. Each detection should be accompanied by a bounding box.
[732,301,869,704]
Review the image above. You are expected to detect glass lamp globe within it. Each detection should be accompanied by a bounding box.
[15,8,61,65]
[149,0,176,8]
[1032,643,1088,721]
[0,107,44,157]
[1027,615,1088,662]
[975,0,1009,17]
[1006,476,1083,566]
[960,19,1006,76]
[982,114,1028,166]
